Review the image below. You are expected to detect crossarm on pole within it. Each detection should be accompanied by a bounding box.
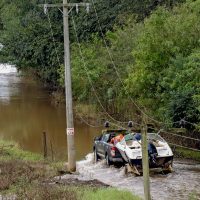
[38,3,90,8]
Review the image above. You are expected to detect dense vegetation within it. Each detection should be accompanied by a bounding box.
[0,0,199,130]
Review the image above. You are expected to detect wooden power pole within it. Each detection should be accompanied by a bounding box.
[63,0,75,172]
[141,115,151,200]
[41,1,90,172]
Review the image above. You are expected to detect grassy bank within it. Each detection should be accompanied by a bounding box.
[174,147,200,161]
[0,139,140,200]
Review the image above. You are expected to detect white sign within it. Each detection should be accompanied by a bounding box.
[67,128,74,135]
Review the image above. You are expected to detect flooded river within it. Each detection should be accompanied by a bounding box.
[0,64,101,160]
[1,64,200,199]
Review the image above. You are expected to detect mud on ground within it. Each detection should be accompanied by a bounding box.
[0,159,109,200]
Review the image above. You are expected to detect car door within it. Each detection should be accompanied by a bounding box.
[99,133,110,157]
[95,135,102,155]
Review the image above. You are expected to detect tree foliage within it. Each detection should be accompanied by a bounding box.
[126,0,200,128]
[0,0,63,85]
[1,0,199,129]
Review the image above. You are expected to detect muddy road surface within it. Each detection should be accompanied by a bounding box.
[76,154,200,200]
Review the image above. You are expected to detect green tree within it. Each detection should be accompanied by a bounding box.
[126,0,200,128]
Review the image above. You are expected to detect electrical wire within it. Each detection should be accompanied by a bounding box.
[44,2,199,131]
[70,7,144,127]
[44,3,129,129]
[169,143,200,152]
[76,112,102,128]
[183,120,200,128]
[45,4,61,66]
[90,0,183,127]
[160,131,200,142]
[71,13,126,129]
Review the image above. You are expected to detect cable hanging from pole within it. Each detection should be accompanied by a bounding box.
[42,1,136,129]
[90,0,186,127]
[70,11,192,131]
[160,130,200,142]
[43,1,200,131]
[71,13,128,129]
[76,112,102,128]
[44,2,61,67]
[169,143,200,152]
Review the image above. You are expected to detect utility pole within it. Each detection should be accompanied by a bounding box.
[63,0,75,172]
[40,1,90,172]
[141,115,151,200]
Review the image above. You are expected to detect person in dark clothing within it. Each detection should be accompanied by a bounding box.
[148,142,158,164]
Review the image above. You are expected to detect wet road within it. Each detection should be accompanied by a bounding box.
[76,154,200,200]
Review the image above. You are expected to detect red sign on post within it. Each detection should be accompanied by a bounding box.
[67,128,74,135]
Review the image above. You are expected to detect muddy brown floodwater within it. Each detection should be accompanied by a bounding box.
[1,64,200,199]
[0,64,101,160]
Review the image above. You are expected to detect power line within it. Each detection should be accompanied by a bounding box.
[45,5,61,66]
[90,0,183,127]
[70,7,142,127]
[161,131,200,142]
[44,4,140,129]
[183,120,200,128]
[90,0,149,117]
[71,13,126,129]
[76,112,102,128]
[45,1,199,131]
[169,143,200,152]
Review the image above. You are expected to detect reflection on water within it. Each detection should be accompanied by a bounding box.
[0,64,101,160]
[0,64,19,103]
[0,64,17,73]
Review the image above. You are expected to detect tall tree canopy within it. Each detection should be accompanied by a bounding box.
[1,0,199,129]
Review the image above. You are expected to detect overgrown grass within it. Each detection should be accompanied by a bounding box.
[0,139,64,196]
[0,139,42,161]
[175,147,200,161]
[7,185,141,200]
[189,191,200,200]
[82,188,141,200]
[14,185,79,200]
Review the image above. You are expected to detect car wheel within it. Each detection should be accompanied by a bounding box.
[94,149,99,163]
[105,154,112,166]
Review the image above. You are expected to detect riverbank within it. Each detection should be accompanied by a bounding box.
[0,139,140,200]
